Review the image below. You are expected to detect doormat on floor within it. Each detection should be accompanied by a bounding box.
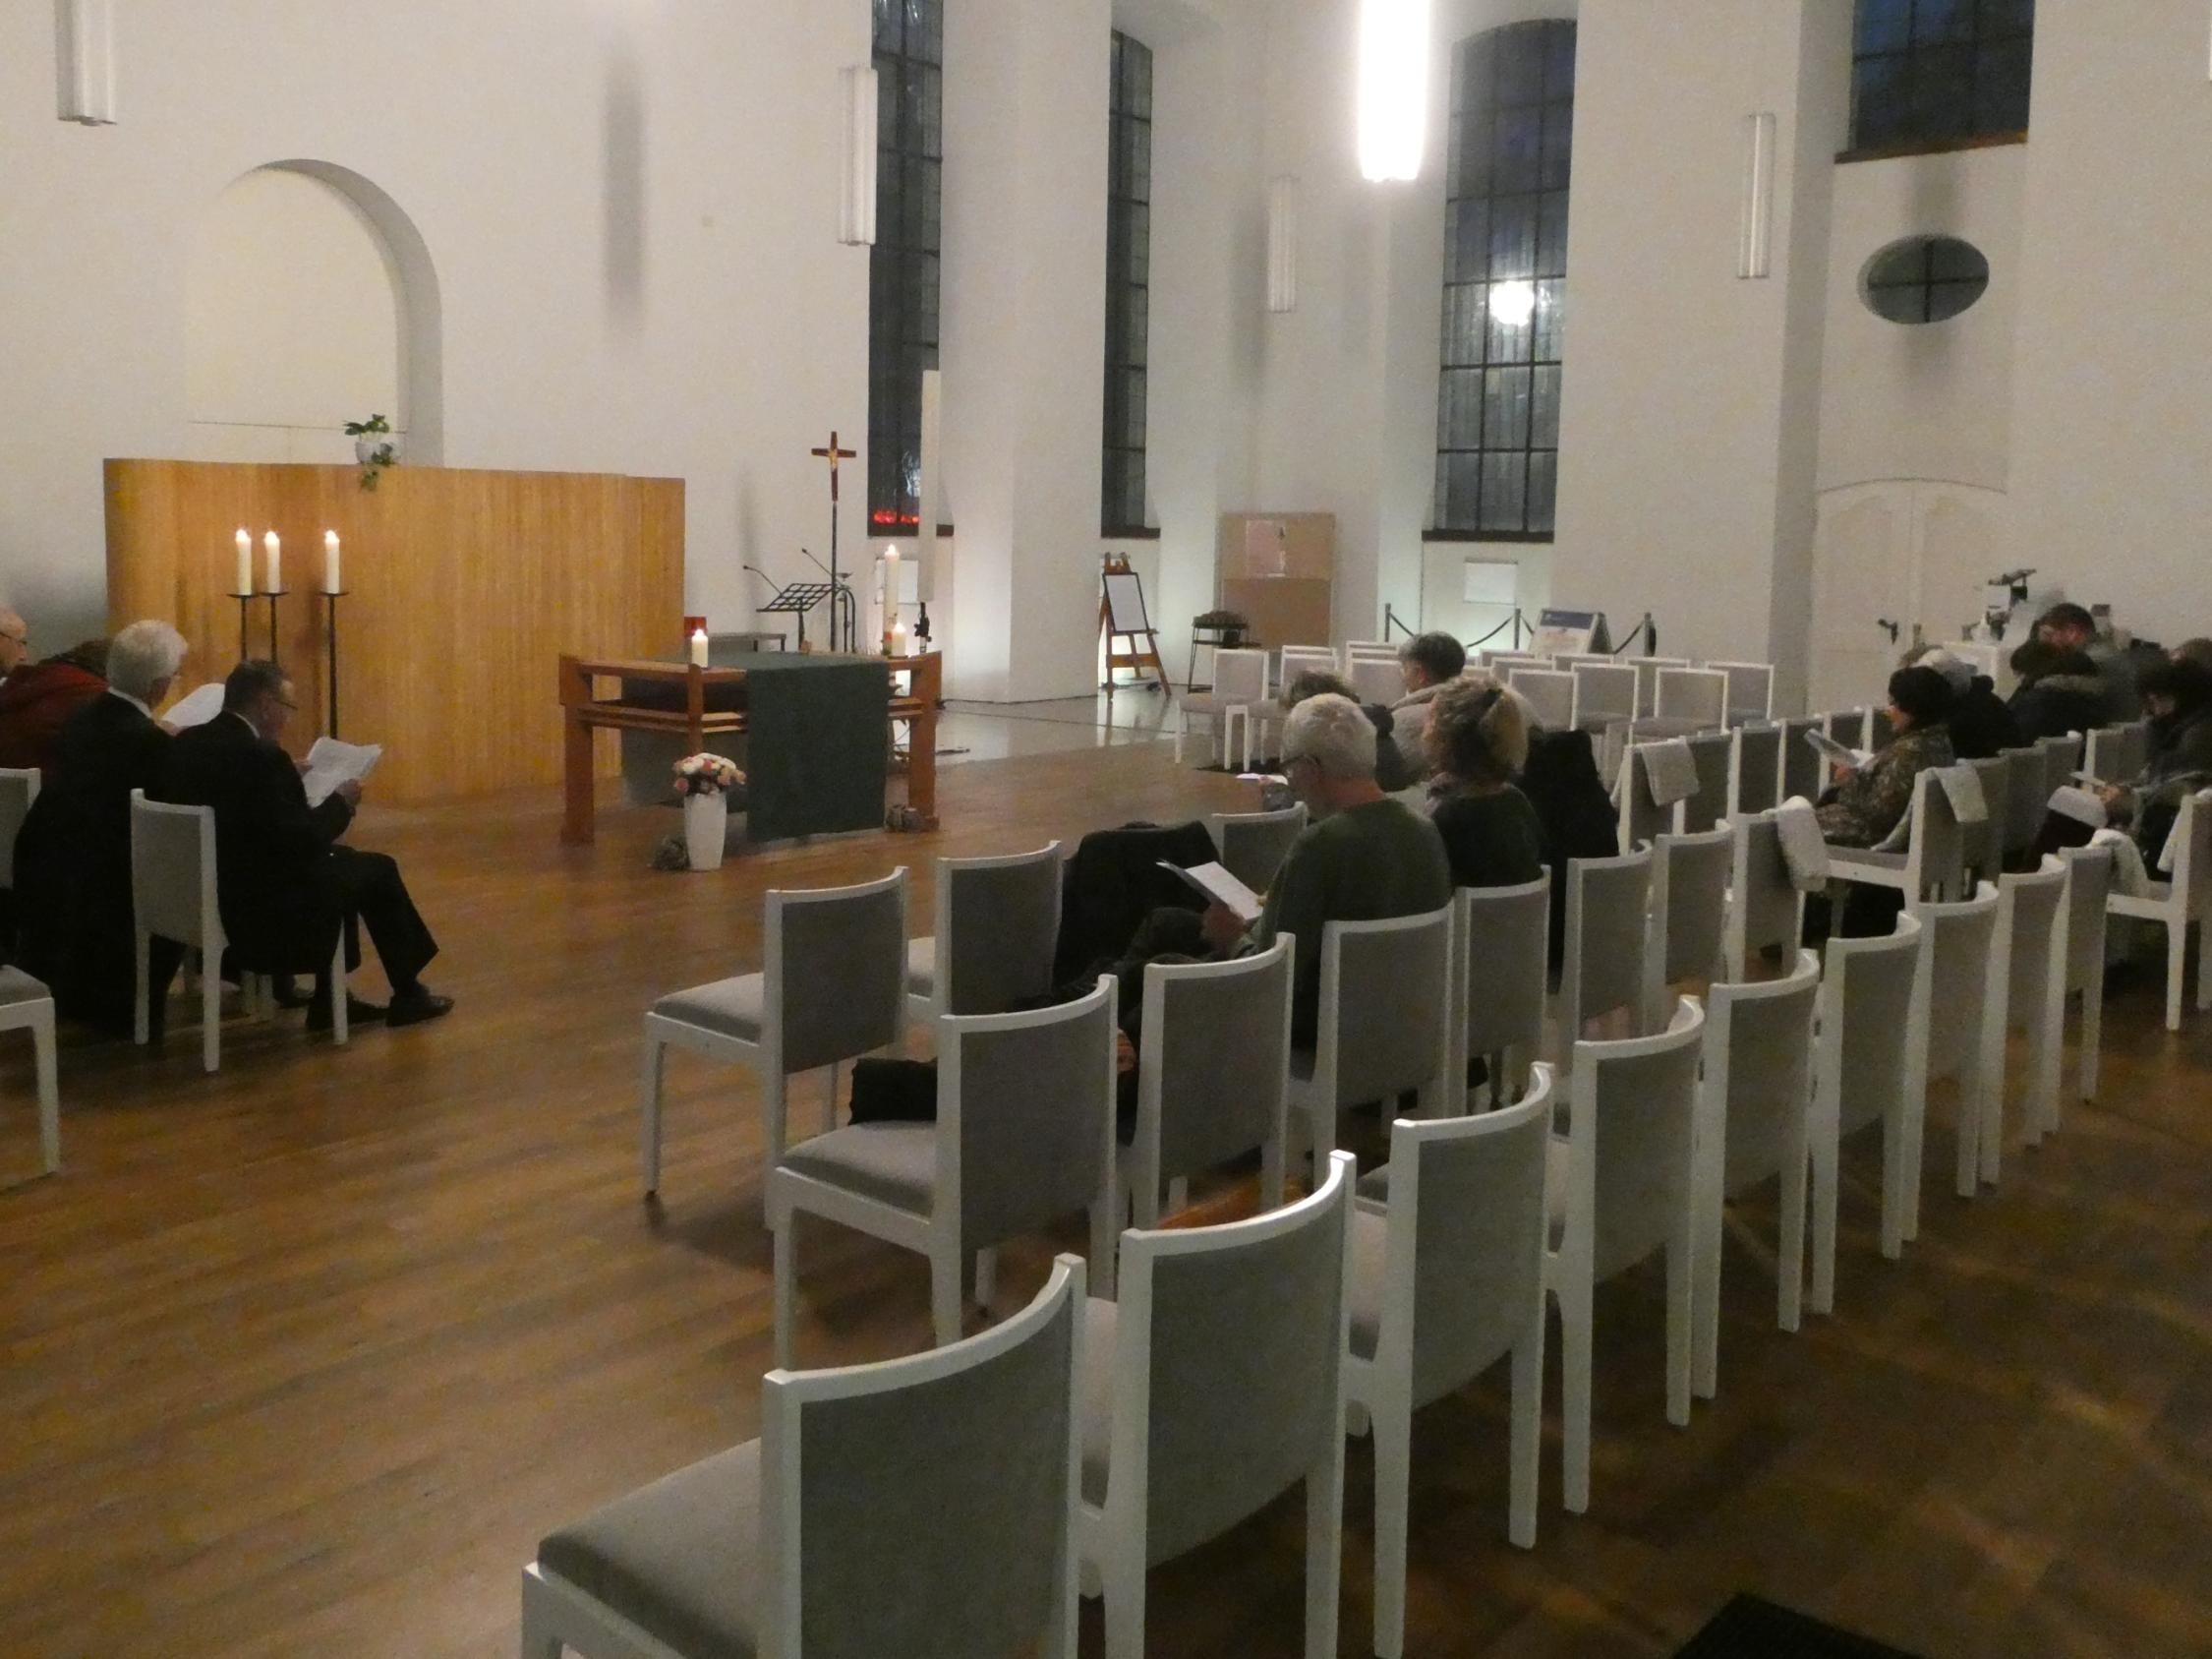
[1672,1595,1925,1658]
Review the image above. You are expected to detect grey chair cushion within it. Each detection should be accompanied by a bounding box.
[1543,1137,1569,1249]
[1356,1163,1391,1203]
[1290,1047,1316,1084]
[0,967,51,1008]
[539,1441,764,1659]
[654,975,765,1044]
[1346,1204,1388,1362]
[778,1124,936,1216]
[905,936,936,999]
[1078,1295,1119,1508]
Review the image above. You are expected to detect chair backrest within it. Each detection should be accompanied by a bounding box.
[1482,650,1545,672]
[1627,657,1692,717]
[1504,666,1576,731]
[1315,906,1453,1105]
[2116,721,2151,782]
[2058,845,2113,995]
[1208,804,1307,893]
[1561,849,1653,1044]
[1347,655,1404,706]
[1895,769,1969,910]
[2172,790,2212,920]
[1679,732,1734,834]
[941,977,1117,1257]
[1998,857,2068,1035]
[1655,668,1728,728]
[761,1254,1084,1659]
[1959,754,2011,881]
[1455,874,1549,1066]
[1708,661,1776,726]
[1870,706,1897,748]
[1780,716,1828,802]
[1374,1073,1554,1408]
[0,768,38,887]
[1616,745,1672,852]
[1819,913,1928,1142]
[129,789,220,950]
[1106,1150,1352,1564]
[1650,828,1733,985]
[1277,646,1340,686]
[1571,663,1639,728]
[1137,941,1293,1187]
[768,868,909,1072]
[1564,998,1707,1281]
[1344,640,1396,661]
[1920,883,2002,1084]
[1209,647,1269,706]
[2000,747,2048,861]
[2038,732,2082,806]
[1551,653,1614,675]
[1729,724,1784,818]
[1726,811,1803,976]
[2081,727,2122,786]
[1828,708,1872,750]
[1703,950,1820,1198]
[936,843,1064,1016]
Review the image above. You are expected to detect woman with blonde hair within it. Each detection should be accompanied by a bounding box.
[1423,675,1543,889]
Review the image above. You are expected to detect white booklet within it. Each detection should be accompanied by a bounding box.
[1804,729,1872,772]
[1158,859,1264,924]
[2048,785,2108,829]
[162,681,227,730]
[302,737,383,807]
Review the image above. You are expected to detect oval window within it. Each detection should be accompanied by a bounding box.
[1861,235,1989,326]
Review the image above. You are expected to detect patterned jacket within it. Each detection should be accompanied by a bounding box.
[1816,726,1955,849]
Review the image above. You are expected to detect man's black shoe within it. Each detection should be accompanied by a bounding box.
[386,985,454,1028]
[308,993,387,1034]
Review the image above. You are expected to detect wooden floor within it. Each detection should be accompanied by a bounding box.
[2,741,2209,1658]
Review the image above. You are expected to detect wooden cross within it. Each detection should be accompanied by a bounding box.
[810,431,858,503]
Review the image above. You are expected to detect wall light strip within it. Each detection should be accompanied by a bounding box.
[1738,111,1775,279]
[56,0,117,126]
[1358,0,1431,183]
[1266,176,1299,313]
[839,65,879,247]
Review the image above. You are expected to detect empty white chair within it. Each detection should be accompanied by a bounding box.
[1780,716,1828,802]
[1707,661,1775,726]
[1615,744,1677,851]
[0,969,59,1177]
[1729,724,1784,818]
[769,978,1118,1365]
[2002,746,2050,870]
[1345,639,1398,661]
[1555,850,1654,1062]
[1691,950,1821,1400]
[1278,644,1341,683]
[1482,649,1545,673]
[1920,883,2007,1201]
[1870,706,1897,748]
[1207,803,1306,894]
[1808,915,1930,1314]
[1503,666,1575,731]
[1081,1151,1353,1659]
[640,867,907,1199]
[1345,1074,1554,1657]
[2053,845,2114,1113]
[1643,828,1732,1031]
[1571,662,1639,730]
[2107,789,2212,1032]
[0,767,38,892]
[1291,907,1454,1170]
[1627,656,1692,717]
[1724,810,1806,980]
[907,843,1063,1023]
[1550,652,1615,675]
[1547,997,1708,1512]
[1346,653,1404,708]
[1958,753,2012,886]
[1176,646,1267,767]
[2114,720,2151,781]
[1116,941,1293,1245]
[1678,731,1733,834]
[1828,708,1873,751]
[1448,874,1550,1111]
[2038,731,2084,801]
[1655,667,1728,729]
[524,1255,1086,1659]
[1983,857,2068,1187]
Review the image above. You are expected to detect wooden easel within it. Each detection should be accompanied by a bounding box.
[1099,557,1168,698]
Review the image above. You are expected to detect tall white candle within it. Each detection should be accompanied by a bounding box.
[263,530,281,594]
[235,529,252,596]
[689,627,710,668]
[323,530,341,595]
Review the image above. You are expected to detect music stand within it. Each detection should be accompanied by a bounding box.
[758,581,839,653]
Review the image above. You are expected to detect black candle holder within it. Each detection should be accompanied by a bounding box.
[227,592,255,662]
[258,590,290,669]
[321,591,348,738]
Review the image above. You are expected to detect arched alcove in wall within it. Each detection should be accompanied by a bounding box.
[184,161,443,465]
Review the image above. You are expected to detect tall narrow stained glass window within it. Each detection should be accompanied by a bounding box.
[1103,31,1153,536]
[1849,0,2033,154]
[868,0,944,530]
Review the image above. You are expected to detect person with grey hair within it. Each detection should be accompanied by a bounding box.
[1199,693,1450,1044]
[11,620,188,1029]
[1388,630,1470,781]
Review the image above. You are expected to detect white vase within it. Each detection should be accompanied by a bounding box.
[683,793,728,870]
[354,434,397,466]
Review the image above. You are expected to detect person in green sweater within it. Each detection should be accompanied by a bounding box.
[1200,692,1451,1045]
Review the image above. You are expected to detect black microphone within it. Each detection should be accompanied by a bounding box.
[798,546,834,577]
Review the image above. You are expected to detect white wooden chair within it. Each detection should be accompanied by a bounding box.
[1546,997,1708,1512]
[1080,1152,1353,1659]
[1643,828,1733,1031]
[0,969,59,1177]
[1827,708,1873,751]
[1207,803,1306,894]
[768,978,1118,1365]
[907,843,1063,1024]
[1827,769,1970,915]
[1556,850,1654,1064]
[1290,907,1454,1172]
[1691,950,1822,1401]
[1278,644,1341,683]
[1571,663,1640,731]
[1728,724,1785,818]
[1808,914,1930,1315]
[1627,656,1692,717]
[1982,857,2068,1188]
[1707,661,1776,727]
[1481,649,1546,673]
[1655,667,1728,729]
[524,1255,1086,1659]
[2001,745,2050,870]
[1249,649,1342,760]
[1176,646,1267,767]
[1447,874,1549,1111]
[1344,1074,1554,1657]
[639,867,907,1200]
[1615,744,1678,851]
[1678,731,1734,834]
[2107,789,2212,1032]
[1920,883,2007,1201]
[1502,666,1575,731]
[1724,810,1806,981]
[1958,753,2013,887]
[2053,845,2115,1114]
[1780,716,1828,802]
[1346,654,1404,708]
[1344,640,1397,661]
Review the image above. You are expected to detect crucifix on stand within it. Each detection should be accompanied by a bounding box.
[810,430,859,653]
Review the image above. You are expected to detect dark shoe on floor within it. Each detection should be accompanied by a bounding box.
[308,993,387,1034]
[386,985,454,1028]
[270,976,314,1011]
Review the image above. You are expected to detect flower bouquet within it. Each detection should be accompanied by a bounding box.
[673,753,743,869]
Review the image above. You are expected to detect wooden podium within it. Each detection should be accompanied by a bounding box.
[105,459,682,803]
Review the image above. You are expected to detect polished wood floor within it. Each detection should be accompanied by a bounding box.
[1,740,2208,1658]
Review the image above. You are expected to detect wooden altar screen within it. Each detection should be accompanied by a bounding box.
[105,459,682,803]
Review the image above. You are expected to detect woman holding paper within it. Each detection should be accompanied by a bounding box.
[2095,657,2212,858]
[1814,667,1956,850]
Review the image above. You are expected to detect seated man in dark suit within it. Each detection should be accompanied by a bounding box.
[13,621,185,1029]
[158,660,452,1029]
